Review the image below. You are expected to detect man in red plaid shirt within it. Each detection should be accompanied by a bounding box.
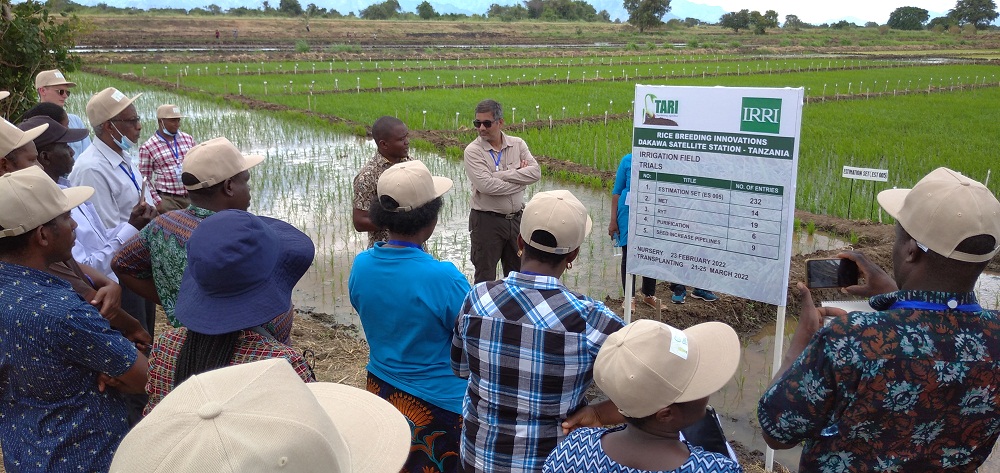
[139,104,197,212]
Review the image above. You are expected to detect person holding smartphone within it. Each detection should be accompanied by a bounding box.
[758,167,1000,471]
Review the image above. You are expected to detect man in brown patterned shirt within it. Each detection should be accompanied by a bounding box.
[353,116,410,248]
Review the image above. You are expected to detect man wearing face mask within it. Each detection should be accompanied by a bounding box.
[139,104,197,213]
[70,87,158,345]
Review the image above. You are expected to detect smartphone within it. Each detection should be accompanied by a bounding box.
[805,258,859,288]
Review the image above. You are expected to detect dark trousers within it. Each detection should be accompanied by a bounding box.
[469,209,522,283]
[620,245,656,297]
[119,285,155,425]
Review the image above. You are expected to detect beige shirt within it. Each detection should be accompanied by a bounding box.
[463,133,541,214]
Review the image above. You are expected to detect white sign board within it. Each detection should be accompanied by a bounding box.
[842,166,889,182]
[627,85,804,306]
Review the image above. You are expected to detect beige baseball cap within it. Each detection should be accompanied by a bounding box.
[377,160,452,212]
[86,87,142,128]
[595,320,740,419]
[520,189,592,255]
[0,166,94,238]
[0,91,9,101]
[156,104,185,119]
[182,137,264,190]
[34,69,77,89]
[878,167,1000,263]
[1,117,48,157]
[110,358,411,473]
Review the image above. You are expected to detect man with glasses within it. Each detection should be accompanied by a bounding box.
[463,99,540,283]
[35,69,92,157]
[70,87,158,348]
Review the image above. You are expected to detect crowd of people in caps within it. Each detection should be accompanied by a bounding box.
[1,69,1000,473]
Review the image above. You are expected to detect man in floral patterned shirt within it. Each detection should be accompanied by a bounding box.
[758,167,1000,472]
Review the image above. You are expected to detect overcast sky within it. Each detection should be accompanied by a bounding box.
[693,0,954,24]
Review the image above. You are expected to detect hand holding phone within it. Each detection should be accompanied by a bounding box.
[805,258,860,288]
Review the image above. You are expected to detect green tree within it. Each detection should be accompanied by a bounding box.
[206,3,222,14]
[720,9,750,32]
[1,0,81,119]
[750,9,778,34]
[359,0,400,19]
[278,0,302,16]
[623,0,671,32]
[416,0,437,19]
[949,0,998,28]
[783,14,806,28]
[887,6,929,30]
[927,15,956,29]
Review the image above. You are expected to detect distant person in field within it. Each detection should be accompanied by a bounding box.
[138,104,197,212]
[352,116,410,248]
[464,99,540,283]
[759,167,1000,471]
[34,69,91,157]
[350,160,468,473]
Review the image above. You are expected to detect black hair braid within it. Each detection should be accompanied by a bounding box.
[173,330,241,385]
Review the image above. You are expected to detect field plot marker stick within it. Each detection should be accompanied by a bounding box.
[847,179,855,219]
[624,274,634,324]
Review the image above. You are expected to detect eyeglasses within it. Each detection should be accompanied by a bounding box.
[53,89,71,97]
[111,117,141,125]
[473,120,495,129]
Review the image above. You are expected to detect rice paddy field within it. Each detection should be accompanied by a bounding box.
[65,48,1000,472]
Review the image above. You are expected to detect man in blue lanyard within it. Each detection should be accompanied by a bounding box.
[463,99,540,283]
[69,87,158,378]
[758,167,1000,471]
[139,104,197,213]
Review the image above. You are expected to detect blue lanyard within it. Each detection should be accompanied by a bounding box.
[158,132,182,162]
[386,240,423,250]
[889,300,982,312]
[489,149,503,172]
[118,162,140,192]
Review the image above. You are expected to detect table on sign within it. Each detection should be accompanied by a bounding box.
[633,171,784,259]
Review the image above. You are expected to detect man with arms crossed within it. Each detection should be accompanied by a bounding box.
[0,166,147,472]
[759,167,1000,472]
[464,99,540,283]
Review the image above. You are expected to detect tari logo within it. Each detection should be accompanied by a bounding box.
[740,97,781,134]
[641,94,679,126]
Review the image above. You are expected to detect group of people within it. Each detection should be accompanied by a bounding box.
[2,69,1000,473]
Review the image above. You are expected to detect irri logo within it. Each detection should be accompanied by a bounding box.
[740,97,781,134]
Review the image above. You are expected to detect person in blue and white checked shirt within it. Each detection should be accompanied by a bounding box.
[452,190,625,473]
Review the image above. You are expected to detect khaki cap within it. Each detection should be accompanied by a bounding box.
[596,320,740,418]
[110,358,411,473]
[182,137,264,190]
[878,167,1000,263]
[86,87,143,128]
[377,160,452,212]
[0,166,94,238]
[156,104,185,119]
[1,117,48,157]
[520,190,593,255]
[34,69,77,89]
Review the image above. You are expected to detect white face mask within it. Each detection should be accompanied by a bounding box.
[159,120,177,137]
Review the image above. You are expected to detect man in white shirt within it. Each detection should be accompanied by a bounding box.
[35,69,91,157]
[69,87,158,338]
[19,115,155,281]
